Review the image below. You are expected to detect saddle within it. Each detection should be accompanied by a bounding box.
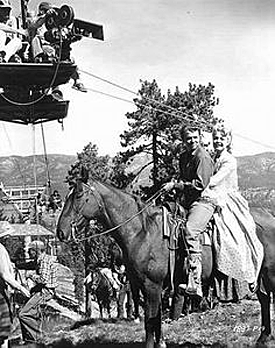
[162,202,213,291]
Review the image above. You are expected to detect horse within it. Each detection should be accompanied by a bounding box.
[57,178,216,348]
[84,268,116,319]
[250,206,275,345]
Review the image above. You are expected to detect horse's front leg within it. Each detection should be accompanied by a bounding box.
[256,288,271,344]
[144,283,167,348]
[154,303,166,348]
[144,312,155,348]
[145,308,166,348]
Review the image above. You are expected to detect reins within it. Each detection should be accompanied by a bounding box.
[71,184,165,243]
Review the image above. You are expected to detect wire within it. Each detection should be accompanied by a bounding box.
[233,132,275,152]
[32,124,37,189]
[80,70,136,95]
[1,123,26,185]
[86,87,134,104]
[41,123,52,193]
[82,71,275,151]
[80,69,201,123]
[86,86,207,128]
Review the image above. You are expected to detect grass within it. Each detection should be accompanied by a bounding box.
[10,298,275,348]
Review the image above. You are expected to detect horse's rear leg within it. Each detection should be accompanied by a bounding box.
[256,289,271,344]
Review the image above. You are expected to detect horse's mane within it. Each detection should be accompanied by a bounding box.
[89,178,144,205]
[89,179,160,231]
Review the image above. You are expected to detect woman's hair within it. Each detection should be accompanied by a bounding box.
[212,120,233,153]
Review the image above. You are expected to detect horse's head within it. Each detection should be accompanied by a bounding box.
[56,179,104,242]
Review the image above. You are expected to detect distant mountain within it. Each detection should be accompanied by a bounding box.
[237,152,275,190]
[237,152,275,208]
[0,152,274,208]
[126,151,275,209]
[0,154,76,198]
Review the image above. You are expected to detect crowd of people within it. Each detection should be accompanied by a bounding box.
[27,189,63,226]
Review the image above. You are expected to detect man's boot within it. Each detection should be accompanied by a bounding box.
[185,253,203,299]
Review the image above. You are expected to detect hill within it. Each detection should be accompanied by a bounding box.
[0,154,76,198]
[0,152,274,206]
[237,152,275,208]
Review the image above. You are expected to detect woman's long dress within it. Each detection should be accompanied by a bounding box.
[202,151,263,283]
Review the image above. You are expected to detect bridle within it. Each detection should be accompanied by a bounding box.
[68,182,104,241]
[68,181,165,243]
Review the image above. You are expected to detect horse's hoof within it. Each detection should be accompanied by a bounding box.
[256,333,272,347]
[155,341,167,348]
[133,317,141,324]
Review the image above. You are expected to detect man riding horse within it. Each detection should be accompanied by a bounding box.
[164,124,214,299]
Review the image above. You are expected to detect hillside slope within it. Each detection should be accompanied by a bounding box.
[0,154,76,197]
[0,152,274,207]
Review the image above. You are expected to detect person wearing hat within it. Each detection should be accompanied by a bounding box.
[0,229,30,348]
[0,0,23,62]
[18,240,57,344]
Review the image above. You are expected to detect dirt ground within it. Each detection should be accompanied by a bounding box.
[10,297,275,348]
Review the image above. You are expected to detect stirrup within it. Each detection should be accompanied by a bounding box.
[178,283,187,295]
[185,287,203,299]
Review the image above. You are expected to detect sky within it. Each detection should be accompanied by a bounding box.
[2,0,275,158]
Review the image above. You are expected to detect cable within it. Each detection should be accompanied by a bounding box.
[233,132,275,152]
[32,124,37,189]
[86,88,134,104]
[41,123,52,194]
[80,69,201,123]
[86,86,207,127]
[80,70,137,95]
[82,72,275,151]
[1,123,26,186]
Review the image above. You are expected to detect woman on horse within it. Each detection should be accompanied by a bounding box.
[202,121,264,290]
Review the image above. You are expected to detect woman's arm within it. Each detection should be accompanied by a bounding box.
[209,154,236,188]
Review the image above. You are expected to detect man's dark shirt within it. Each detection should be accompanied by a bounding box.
[175,146,214,208]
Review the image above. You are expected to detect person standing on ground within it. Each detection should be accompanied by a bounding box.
[0,230,30,348]
[18,240,57,344]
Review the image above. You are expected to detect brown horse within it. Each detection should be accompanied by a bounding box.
[56,178,275,347]
[251,206,275,345]
[57,178,215,348]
